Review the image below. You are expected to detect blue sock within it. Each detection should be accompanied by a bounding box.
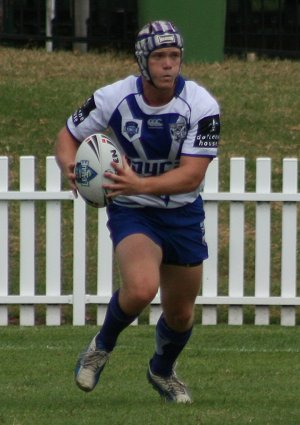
[150,315,193,377]
[96,290,137,352]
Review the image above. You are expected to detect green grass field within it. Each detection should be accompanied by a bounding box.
[1,325,300,425]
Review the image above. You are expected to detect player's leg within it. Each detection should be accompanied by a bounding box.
[96,233,162,351]
[147,264,202,403]
[116,233,162,315]
[160,263,202,332]
[75,233,162,392]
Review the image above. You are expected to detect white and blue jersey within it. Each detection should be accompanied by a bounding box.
[67,75,220,209]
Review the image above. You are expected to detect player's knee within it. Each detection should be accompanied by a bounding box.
[124,278,158,308]
[133,285,157,306]
[165,309,194,331]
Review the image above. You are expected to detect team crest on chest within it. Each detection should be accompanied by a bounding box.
[122,119,142,142]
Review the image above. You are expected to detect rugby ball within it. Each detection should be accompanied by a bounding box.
[74,133,122,208]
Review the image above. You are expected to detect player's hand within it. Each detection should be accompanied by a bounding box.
[103,156,143,197]
[66,162,77,198]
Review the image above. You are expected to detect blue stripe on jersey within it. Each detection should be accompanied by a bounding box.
[174,75,185,97]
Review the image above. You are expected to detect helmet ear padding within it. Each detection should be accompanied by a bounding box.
[135,20,184,81]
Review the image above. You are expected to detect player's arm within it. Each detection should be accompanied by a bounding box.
[55,126,79,192]
[141,155,212,195]
[104,154,212,197]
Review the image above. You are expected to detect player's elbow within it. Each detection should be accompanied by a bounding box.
[179,156,212,192]
[183,171,205,192]
[185,180,202,193]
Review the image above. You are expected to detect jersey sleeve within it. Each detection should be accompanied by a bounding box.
[66,78,133,142]
[66,92,106,142]
[181,83,221,158]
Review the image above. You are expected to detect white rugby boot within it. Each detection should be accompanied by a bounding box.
[74,333,109,392]
[147,364,192,403]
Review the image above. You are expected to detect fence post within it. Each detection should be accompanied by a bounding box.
[228,158,245,325]
[0,157,9,325]
[46,157,63,325]
[46,0,55,52]
[19,156,36,326]
[202,158,219,325]
[255,158,272,325]
[73,196,87,325]
[281,158,298,326]
[74,0,89,53]
[97,208,113,325]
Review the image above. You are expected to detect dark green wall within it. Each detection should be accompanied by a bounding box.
[137,0,227,63]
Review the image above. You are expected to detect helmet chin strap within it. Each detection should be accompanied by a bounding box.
[147,70,157,88]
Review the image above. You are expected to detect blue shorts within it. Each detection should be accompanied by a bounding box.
[106,197,208,266]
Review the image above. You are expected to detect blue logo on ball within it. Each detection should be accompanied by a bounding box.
[75,160,97,186]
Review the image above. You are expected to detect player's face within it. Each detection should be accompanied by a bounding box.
[148,47,182,89]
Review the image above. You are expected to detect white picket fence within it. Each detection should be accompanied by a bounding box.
[0,156,299,326]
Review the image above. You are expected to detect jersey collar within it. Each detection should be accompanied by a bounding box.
[136,75,185,98]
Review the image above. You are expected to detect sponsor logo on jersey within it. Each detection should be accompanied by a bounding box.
[122,119,142,142]
[129,159,178,176]
[72,95,96,127]
[194,114,220,148]
[75,160,97,186]
[147,118,164,128]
